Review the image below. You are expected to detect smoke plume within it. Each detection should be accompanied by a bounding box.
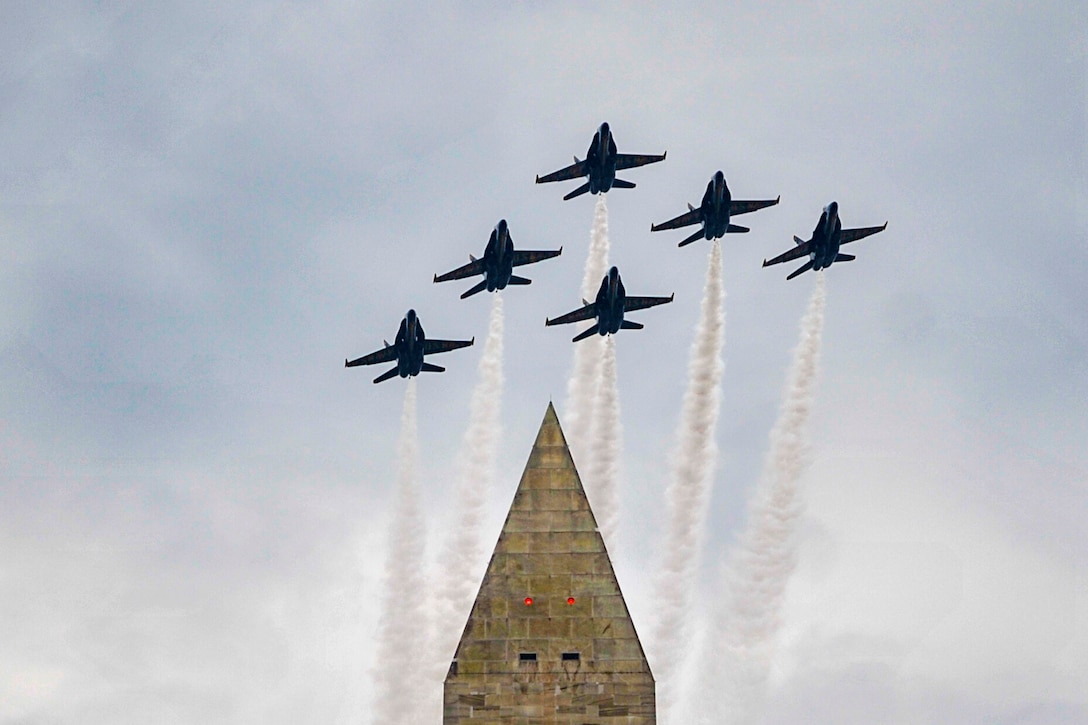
[432,294,505,668]
[650,240,726,718]
[586,333,622,549]
[692,274,827,725]
[370,381,428,725]
[563,196,610,470]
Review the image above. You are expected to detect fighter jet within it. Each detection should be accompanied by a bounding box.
[535,122,666,200]
[345,309,473,384]
[762,201,887,280]
[650,170,780,247]
[433,219,563,299]
[546,266,674,342]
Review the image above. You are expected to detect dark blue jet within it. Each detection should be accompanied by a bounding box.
[535,122,666,200]
[762,201,887,280]
[650,170,780,247]
[433,219,563,299]
[345,309,473,383]
[545,266,673,342]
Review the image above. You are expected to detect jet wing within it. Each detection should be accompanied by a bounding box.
[762,241,811,267]
[840,222,888,245]
[511,248,563,267]
[536,161,588,184]
[614,152,667,171]
[346,345,398,367]
[423,338,474,355]
[624,294,674,312]
[651,208,702,232]
[545,303,597,327]
[434,258,486,283]
[730,196,781,216]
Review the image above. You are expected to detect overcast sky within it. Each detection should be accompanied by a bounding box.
[1,2,1085,723]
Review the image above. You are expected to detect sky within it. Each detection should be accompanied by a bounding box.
[1,1,1086,723]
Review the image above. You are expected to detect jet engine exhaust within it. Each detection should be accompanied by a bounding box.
[692,274,826,725]
[371,381,428,725]
[431,295,506,696]
[563,196,611,472]
[650,239,726,719]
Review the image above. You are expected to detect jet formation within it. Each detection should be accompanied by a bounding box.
[545,266,674,342]
[762,201,888,280]
[347,122,888,382]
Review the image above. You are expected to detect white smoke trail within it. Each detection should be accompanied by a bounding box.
[370,381,427,725]
[691,273,827,725]
[563,196,610,470]
[586,333,622,549]
[432,294,505,673]
[581,196,611,303]
[650,240,726,720]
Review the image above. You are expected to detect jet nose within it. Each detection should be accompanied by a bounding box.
[406,308,417,323]
[714,170,724,183]
[609,265,619,278]
[600,121,610,135]
[828,201,839,215]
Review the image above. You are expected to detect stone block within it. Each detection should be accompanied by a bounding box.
[590,594,628,618]
[528,447,570,469]
[527,532,563,553]
[570,510,597,531]
[569,531,600,553]
[529,489,573,512]
[572,575,620,596]
[507,617,529,639]
[503,510,533,533]
[460,639,506,662]
[500,533,530,554]
[527,616,572,639]
[483,598,506,619]
[487,618,509,639]
[518,468,552,490]
[504,555,527,576]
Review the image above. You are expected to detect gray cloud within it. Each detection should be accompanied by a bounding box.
[1,2,1084,722]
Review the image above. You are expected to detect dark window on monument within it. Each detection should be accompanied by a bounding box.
[519,652,537,662]
[561,652,580,662]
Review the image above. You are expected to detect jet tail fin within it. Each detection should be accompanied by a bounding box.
[794,235,807,246]
[687,202,695,211]
[563,182,592,200]
[611,178,636,189]
[835,253,856,262]
[726,224,749,233]
[507,275,531,285]
[620,320,644,330]
[572,323,601,342]
[373,366,399,384]
[786,260,815,280]
[420,362,445,373]
[678,228,706,247]
[461,280,488,299]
